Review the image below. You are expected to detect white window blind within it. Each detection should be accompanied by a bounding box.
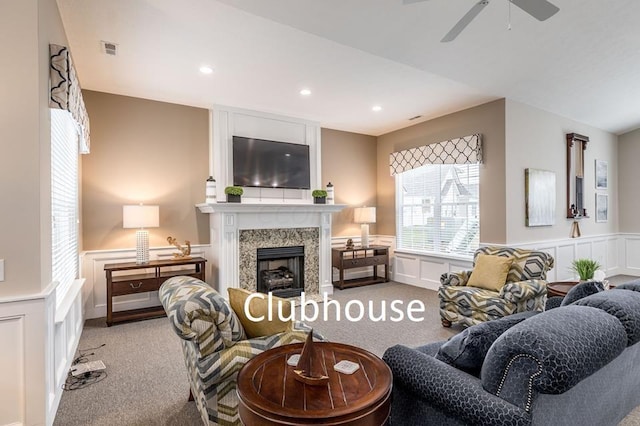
[396,163,480,258]
[51,109,79,297]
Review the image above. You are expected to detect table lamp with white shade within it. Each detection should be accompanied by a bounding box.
[354,206,376,248]
[123,204,159,264]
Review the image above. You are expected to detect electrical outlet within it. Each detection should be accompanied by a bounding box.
[0,259,4,281]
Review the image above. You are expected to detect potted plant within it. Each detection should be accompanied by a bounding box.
[312,189,327,204]
[570,258,602,281]
[224,186,244,203]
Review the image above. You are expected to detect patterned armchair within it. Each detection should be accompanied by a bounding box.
[439,246,554,328]
[159,276,314,426]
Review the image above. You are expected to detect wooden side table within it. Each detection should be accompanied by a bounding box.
[104,257,206,326]
[547,280,614,298]
[332,246,390,290]
[547,281,580,297]
[237,342,392,426]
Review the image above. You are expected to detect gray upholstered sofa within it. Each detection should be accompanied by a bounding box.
[383,281,640,426]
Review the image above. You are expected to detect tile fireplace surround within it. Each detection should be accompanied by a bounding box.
[197,203,345,298]
[240,228,319,294]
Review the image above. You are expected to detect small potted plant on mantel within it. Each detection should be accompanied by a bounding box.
[224,186,244,203]
[312,190,328,204]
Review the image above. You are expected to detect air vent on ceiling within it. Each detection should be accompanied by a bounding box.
[101,41,118,56]
[408,115,423,121]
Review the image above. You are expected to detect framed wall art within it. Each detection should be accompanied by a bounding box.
[596,193,608,223]
[595,159,608,190]
[525,168,556,227]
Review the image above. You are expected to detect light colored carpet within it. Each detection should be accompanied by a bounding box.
[54,279,640,425]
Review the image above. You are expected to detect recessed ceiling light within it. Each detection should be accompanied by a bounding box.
[199,66,213,74]
[372,105,382,112]
[300,89,312,96]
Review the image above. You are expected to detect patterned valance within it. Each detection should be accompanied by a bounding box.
[49,44,90,154]
[389,134,482,176]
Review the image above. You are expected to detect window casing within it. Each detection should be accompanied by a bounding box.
[51,109,79,297]
[396,163,479,258]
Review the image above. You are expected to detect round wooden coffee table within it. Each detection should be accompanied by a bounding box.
[236,342,392,426]
[547,281,579,297]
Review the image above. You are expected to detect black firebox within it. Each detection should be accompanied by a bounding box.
[256,246,304,298]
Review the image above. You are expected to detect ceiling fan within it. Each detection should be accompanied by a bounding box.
[403,0,560,42]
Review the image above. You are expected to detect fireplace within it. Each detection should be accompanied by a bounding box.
[198,203,345,298]
[257,246,304,298]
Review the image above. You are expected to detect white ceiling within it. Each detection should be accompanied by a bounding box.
[57,0,640,136]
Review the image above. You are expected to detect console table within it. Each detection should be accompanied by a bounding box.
[332,246,389,289]
[104,257,206,326]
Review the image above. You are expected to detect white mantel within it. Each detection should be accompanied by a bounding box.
[196,203,344,214]
[197,203,346,298]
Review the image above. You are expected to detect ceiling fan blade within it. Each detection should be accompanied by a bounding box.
[510,0,559,21]
[402,0,431,4]
[441,0,489,43]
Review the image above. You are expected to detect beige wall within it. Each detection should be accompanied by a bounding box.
[0,0,67,296]
[81,91,210,251]
[619,128,640,233]
[321,128,378,237]
[376,99,507,243]
[505,100,619,244]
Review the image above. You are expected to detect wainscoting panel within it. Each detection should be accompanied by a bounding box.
[82,246,209,320]
[419,259,448,285]
[554,244,576,281]
[609,238,619,271]
[394,253,420,286]
[576,242,592,262]
[0,278,82,426]
[81,235,640,321]
[389,234,640,290]
[391,250,473,291]
[0,314,25,426]
[516,235,629,281]
[625,236,640,273]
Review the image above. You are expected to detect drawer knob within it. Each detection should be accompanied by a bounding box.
[130,282,143,289]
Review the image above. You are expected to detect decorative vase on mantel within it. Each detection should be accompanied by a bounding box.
[206,176,217,203]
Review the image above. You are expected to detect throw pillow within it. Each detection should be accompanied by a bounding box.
[467,254,514,292]
[614,280,640,293]
[560,281,604,306]
[572,290,640,346]
[435,311,538,376]
[228,288,293,338]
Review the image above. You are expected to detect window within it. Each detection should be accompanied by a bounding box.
[51,109,79,297]
[396,163,479,257]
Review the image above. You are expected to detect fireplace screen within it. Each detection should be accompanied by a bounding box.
[256,246,304,298]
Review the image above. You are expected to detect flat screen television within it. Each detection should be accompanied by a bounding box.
[232,136,311,190]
